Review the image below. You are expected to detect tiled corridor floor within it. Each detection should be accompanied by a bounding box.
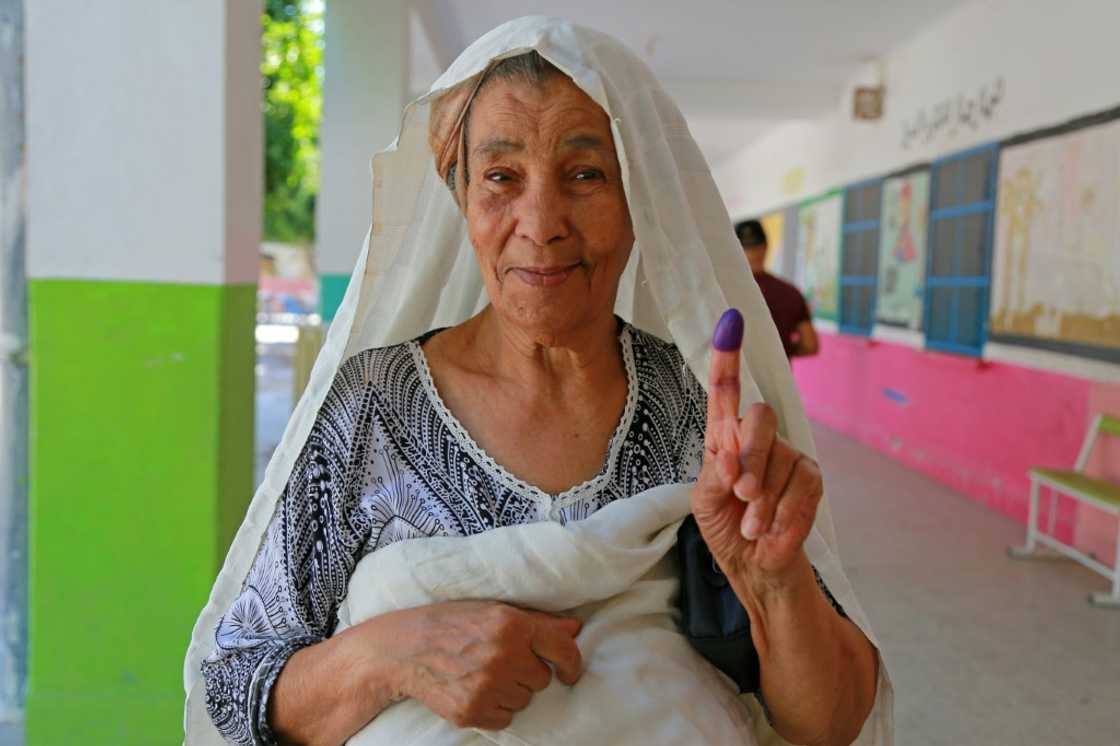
[815,423,1120,746]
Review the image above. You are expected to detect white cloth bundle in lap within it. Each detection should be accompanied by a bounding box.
[335,484,892,746]
[336,485,752,746]
[183,15,894,744]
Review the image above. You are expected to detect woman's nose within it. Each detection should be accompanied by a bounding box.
[514,178,570,247]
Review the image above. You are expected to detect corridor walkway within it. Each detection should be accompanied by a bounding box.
[816,423,1120,746]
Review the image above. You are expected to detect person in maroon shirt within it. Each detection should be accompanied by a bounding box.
[735,220,819,359]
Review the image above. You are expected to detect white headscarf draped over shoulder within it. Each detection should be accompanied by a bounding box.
[184,15,892,743]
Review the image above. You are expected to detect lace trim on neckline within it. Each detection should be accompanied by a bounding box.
[409,325,640,512]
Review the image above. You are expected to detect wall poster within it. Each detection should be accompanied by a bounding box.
[876,171,930,329]
[795,192,843,321]
[760,210,786,275]
[992,120,1120,352]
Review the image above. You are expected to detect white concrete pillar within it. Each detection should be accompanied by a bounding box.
[316,0,409,320]
[24,1,260,742]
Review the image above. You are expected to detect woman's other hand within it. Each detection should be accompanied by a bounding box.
[690,308,824,586]
[269,601,581,744]
[393,601,583,731]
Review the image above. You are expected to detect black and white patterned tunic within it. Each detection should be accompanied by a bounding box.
[201,323,710,745]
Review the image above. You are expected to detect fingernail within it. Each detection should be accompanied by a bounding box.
[742,516,762,540]
[712,308,744,351]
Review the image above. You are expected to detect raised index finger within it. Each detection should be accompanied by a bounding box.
[707,308,744,426]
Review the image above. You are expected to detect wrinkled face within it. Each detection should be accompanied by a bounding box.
[462,74,634,340]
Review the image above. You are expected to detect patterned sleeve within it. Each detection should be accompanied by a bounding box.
[201,354,375,745]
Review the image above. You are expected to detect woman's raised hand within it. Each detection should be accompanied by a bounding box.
[691,309,824,584]
[394,601,583,731]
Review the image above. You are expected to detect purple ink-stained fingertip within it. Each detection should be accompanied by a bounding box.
[712,308,744,351]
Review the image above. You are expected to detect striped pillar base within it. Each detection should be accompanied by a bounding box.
[319,272,351,322]
[25,279,255,745]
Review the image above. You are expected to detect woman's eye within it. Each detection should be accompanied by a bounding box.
[574,169,604,181]
[485,171,513,183]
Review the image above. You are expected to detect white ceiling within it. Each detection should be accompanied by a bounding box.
[408,0,969,163]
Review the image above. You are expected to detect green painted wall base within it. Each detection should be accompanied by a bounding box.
[319,272,350,322]
[26,692,182,746]
[26,279,256,745]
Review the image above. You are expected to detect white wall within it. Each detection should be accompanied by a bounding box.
[26,0,261,285]
[714,0,1120,219]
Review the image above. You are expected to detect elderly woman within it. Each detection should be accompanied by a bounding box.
[187,17,888,746]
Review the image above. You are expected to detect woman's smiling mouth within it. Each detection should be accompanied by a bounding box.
[508,263,582,287]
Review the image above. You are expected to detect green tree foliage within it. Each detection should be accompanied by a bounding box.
[262,1,323,244]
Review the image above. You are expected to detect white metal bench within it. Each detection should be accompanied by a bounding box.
[1009,413,1120,607]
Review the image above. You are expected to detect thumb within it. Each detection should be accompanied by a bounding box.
[554,615,582,636]
[529,613,584,686]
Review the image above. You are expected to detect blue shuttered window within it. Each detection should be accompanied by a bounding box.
[839,180,882,335]
[924,144,998,356]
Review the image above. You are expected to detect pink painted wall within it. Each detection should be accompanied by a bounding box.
[794,332,1118,557]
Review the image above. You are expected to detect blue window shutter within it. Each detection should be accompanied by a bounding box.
[924,144,998,356]
[839,179,883,336]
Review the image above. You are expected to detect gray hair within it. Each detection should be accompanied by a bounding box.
[456,52,565,189]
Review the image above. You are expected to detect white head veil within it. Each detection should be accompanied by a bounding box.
[185,16,891,743]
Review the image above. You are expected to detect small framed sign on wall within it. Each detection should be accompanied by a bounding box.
[853,86,884,121]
